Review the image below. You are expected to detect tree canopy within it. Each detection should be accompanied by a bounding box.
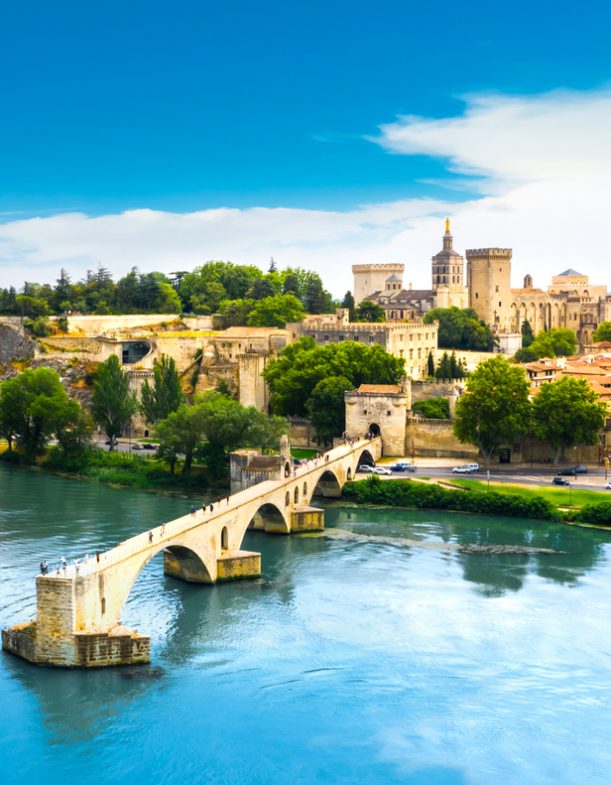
[140,355,184,424]
[355,300,386,323]
[247,293,306,327]
[423,307,498,351]
[514,328,578,362]
[92,355,138,448]
[0,367,90,458]
[263,338,405,442]
[156,391,288,475]
[453,356,532,463]
[593,321,611,343]
[532,377,607,463]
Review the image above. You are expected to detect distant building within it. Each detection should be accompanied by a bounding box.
[287,309,438,380]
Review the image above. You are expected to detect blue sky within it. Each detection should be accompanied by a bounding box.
[1,0,611,292]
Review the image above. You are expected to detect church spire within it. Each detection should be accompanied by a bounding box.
[443,217,453,250]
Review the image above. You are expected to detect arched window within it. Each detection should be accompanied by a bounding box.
[221,526,228,550]
[285,491,290,506]
[303,482,307,497]
[294,487,299,504]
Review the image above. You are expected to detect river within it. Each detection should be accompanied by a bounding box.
[1,464,611,785]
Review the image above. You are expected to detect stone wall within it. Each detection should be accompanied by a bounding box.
[406,417,478,458]
[56,314,213,335]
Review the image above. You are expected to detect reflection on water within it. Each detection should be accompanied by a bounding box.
[2,466,611,785]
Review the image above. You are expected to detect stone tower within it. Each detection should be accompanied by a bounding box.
[431,218,468,309]
[466,247,513,332]
[352,263,404,305]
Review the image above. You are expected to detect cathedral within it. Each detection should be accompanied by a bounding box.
[353,220,611,351]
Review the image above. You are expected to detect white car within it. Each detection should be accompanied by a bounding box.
[606,482,611,490]
[373,466,393,476]
[452,463,480,474]
[358,465,375,473]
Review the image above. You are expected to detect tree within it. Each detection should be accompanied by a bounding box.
[247,294,305,327]
[453,356,532,464]
[92,355,138,449]
[514,328,578,362]
[532,377,607,464]
[341,291,356,321]
[263,337,404,418]
[156,403,207,474]
[423,307,498,351]
[0,368,85,458]
[435,352,452,380]
[412,398,450,419]
[15,295,50,319]
[355,300,386,323]
[140,355,184,425]
[427,350,435,378]
[521,320,534,348]
[593,321,611,343]
[216,298,256,327]
[306,376,353,444]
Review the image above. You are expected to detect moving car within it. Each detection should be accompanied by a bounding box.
[606,482,611,490]
[373,466,393,476]
[142,444,157,450]
[358,465,375,474]
[574,464,588,474]
[390,461,417,473]
[553,476,570,486]
[556,468,577,477]
[452,463,480,474]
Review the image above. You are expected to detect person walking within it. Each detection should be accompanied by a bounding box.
[40,560,48,575]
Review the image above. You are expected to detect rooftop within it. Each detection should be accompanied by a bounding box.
[357,384,402,395]
[557,268,585,277]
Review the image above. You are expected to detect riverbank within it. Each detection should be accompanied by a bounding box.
[343,476,611,528]
[0,447,225,497]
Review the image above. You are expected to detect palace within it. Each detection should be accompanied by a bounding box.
[355,220,611,350]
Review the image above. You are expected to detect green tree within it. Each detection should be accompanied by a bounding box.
[216,298,256,327]
[247,293,305,327]
[341,291,357,321]
[355,299,386,323]
[156,403,207,474]
[140,355,184,425]
[521,320,534,348]
[435,352,451,380]
[15,294,50,319]
[412,398,450,419]
[515,328,578,361]
[306,376,353,444]
[453,356,532,464]
[263,337,404,418]
[593,321,611,343]
[92,355,138,449]
[0,368,84,457]
[423,307,497,351]
[532,377,607,464]
[427,350,435,378]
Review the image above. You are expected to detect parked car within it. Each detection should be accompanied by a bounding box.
[556,468,577,477]
[574,464,588,474]
[373,466,393,476]
[452,463,480,474]
[553,476,571,486]
[606,482,611,490]
[358,465,375,473]
[131,444,144,451]
[142,444,157,450]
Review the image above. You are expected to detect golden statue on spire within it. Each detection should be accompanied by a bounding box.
[445,216,451,234]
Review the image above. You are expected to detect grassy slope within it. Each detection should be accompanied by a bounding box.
[445,478,611,508]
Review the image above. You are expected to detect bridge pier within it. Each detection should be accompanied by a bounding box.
[290,506,325,532]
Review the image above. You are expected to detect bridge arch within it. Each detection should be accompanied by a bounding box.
[356,448,375,468]
[249,502,290,534]
[312,469,342,498]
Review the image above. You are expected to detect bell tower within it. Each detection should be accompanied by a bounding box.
[431,218,468,308]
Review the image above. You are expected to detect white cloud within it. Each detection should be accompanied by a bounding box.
[1,87,611,296]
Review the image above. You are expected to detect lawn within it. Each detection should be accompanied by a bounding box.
[291,447,319,460]
[445,478,611,508]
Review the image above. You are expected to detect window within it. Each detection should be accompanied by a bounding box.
[475,292,479,299]
[324,335,329,341]
[495,285,499,293]
[399,349,404,357]
[369,335,375,343]
[387,410,391,416]
[363,410,367,415]
[499,301,502,307]
[339,335,344,341]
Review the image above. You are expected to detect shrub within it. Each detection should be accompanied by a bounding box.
[573,501,611,526]
[412,398,450,419]
[343,477,561,521]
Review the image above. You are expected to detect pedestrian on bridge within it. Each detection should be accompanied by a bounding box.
[40,560,48,575]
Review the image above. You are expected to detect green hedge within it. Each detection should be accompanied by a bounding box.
[573,501,611,526]
[343,476,561,521]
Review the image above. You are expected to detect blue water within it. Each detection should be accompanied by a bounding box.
[1,465,611,785]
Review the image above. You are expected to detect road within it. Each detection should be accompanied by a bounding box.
[357,461,611,492]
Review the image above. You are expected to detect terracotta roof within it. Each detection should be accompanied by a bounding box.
[357,384,402,394]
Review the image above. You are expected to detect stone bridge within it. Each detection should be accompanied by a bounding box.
[2,437,381,668]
